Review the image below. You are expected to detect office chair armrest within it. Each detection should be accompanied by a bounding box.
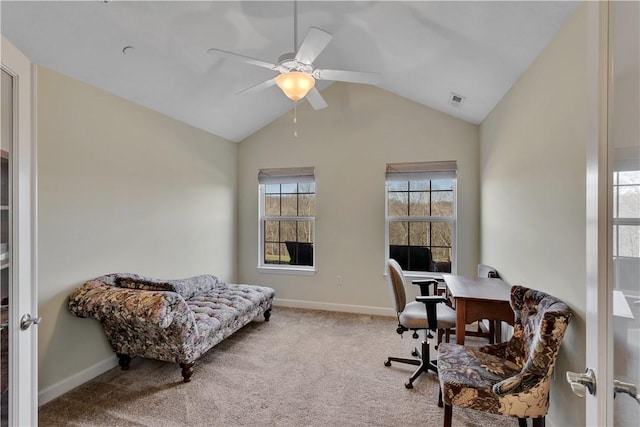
[415,295,447,331]
[415,296,447,305]
[412,279,440,296]
[412,279,438,285]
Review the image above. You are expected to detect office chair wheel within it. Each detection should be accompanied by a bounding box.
[405,381,413,389]
[384,360,392,367]
[411,348,419,357]
[412,331,419,339]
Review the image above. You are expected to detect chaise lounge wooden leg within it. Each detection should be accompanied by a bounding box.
[264,308,272,322]
[116,353,131,370]
[180,362,194,383]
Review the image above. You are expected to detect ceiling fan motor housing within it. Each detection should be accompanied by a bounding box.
[277,52,313,74]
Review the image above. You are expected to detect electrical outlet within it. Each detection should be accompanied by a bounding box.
[336,275,343,285]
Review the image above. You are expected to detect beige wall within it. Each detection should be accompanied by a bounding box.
[37,67,237,394]
[238,83,479,312]
[479,5,587,427]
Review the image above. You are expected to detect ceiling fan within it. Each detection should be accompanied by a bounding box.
[207,3,379,110]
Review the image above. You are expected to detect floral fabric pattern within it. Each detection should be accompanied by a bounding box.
[437,285,572,419]
[68,274,275,365]
[98,273,226,301]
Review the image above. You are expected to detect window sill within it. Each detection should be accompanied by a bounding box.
[258,266,316,276]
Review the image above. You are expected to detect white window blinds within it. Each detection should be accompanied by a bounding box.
[385,161,457,181]
[258,167,315,184]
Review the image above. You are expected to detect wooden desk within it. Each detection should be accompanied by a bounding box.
[442,274,514,345]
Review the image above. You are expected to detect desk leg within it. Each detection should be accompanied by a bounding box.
[495,321,502,343]
[456,300,466,345]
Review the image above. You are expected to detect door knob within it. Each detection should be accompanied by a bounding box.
[614,380,640,404]
[566,368,596,397]
[19,313,42,330]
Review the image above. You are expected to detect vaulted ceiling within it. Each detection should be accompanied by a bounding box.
[1,1,580,142]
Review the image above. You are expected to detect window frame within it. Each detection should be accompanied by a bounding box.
[612,169,640,296]
[384,163,457,278]
[257,170,316,275]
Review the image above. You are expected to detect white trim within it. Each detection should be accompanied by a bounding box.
[273,298,394,317]
[29,60,39,426]
[38,356,119,406]
[585,2,612,425]
[257,266,315,276]
[2,34,37,427]
[384,177,457,275]
[257,181,316,269]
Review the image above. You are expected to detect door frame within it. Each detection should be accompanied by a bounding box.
[584,0,623,425]
[1,35,38,427]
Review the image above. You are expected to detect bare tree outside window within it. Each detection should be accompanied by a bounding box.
[261,182,315,266]
[387,178,455,273]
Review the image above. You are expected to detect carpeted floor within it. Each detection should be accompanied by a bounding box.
[39,307,515,427]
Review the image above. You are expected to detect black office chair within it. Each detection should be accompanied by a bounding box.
[285,241,313,266]
[384,259,456,389]
[389,245,436,272]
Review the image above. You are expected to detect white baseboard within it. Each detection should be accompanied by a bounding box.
[273,298,395,317]
[38,356,119,406]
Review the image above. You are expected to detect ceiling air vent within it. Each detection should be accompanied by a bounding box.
[449,92,466,108]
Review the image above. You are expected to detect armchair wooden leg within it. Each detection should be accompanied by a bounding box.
[438,388,443,408]
[443,403,452,427]
[518,415,545,427]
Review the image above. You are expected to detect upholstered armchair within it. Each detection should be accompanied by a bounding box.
[437,285,572,427]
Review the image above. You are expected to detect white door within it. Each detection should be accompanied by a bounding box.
[0,35,38,427]
[572,2,640,426]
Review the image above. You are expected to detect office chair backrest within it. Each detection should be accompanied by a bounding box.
[477,264,499,278]
[386,259,407,314]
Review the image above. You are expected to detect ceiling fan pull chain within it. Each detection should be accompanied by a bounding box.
[293,101,298,138]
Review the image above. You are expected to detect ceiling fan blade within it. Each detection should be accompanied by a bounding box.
[305,87,328,110]
[207,48,277,71]
[313,69,380,85]
[236,78,276,95]
[295,27,333,65]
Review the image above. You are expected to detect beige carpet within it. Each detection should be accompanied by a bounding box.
[39,307,515,427]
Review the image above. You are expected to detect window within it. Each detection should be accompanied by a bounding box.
[258,167,315,271]
[385,161,457,275]
[612,169,640,295]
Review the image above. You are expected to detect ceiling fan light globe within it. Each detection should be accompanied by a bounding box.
[275,71,315,102]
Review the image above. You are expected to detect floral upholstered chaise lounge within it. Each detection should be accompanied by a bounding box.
[68,273,275,382]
